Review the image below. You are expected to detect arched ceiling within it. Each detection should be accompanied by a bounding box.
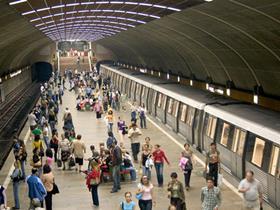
[8,0,204,41]
[97,0,280,97]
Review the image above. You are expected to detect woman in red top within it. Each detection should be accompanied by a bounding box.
[86,159,101,207]
[152,144,170,187]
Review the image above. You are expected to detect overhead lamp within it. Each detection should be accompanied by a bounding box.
[51,5,65,9]
[9,0,27,5]
[167,73,170,80]
[177,76,180,83]
[22,10,36,15]
[253,95,258,104]
[226,88,231,96]
[66,3,80,6]
[153,4,167,9]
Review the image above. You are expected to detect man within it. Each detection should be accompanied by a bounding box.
[26,168,47,210]
[205,142,220,186]
[201,177,221,210]
[238,170,263,210]
[72,134,86,172]
[87,145,100,171]
[111,141,122,193]
[28,110,37,131]
[127,123,142,162]
[106,131,117,149]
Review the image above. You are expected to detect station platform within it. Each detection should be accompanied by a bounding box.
[0,89,274,210]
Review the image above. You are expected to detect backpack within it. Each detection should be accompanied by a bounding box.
[123,158,132,168]
[106,136,117,149]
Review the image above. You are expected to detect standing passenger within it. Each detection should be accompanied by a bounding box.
[111,141,122,193]
[86,160,101,207]
[152,144,170,187]
[136,176,155,210]
[201,177,221,210]
[181,143,193,190]
[72,134,86,172]
[238,170,263,210]
[167,172,186,210]
[138,104,147,129]
[10,161,22,210]
[205,142,220,187]
[41,165,54,210]
[127,123,142,162]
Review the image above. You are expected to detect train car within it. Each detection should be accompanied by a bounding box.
[205,104,280,208]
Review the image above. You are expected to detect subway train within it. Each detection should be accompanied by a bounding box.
[100,64,280,209]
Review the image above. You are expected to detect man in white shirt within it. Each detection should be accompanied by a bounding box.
[71,134,86,172]
[127,123,142,162]
[238,170,263,210]
[28,111,37,131]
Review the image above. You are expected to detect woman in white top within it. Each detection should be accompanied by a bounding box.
[136,175,155,210]
[58,134,71,170]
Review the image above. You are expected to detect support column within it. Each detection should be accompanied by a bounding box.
[56,42,61,74]
[88,42,93,71]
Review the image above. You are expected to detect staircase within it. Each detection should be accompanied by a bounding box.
[60,56,91,73]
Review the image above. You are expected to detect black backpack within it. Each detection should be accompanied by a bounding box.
[123,158,132,168]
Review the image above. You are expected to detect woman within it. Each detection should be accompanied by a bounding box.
[0,185,7,210]
[18,140,27,179]
[86,160,101,207]
[136,176,155,210]
[32,135,44,151]
[58,135,71,170]
[30,148,42,175]
[152,144,170,187]
[45,148,54,167]
[10,161,22,210]
[41,164,54,210]
[167,172,186,210]
[50,132,59,162]
[119,192,136,210]
[117,117,126,143]
[106,108,114,132]
[141,145,152,180]
[63,112,74,131]
[138,104,147,129]
[181,143,193,190]
[94,100,103,119]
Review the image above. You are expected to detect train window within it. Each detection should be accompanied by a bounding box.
[162,95,167,110]
[172,101,179,117]
[157,93,162,107]
[220,123,230,146]
[136,84,141,95]
[186,107,195,126]
[180,104,188,122]
[167,98,174,114]
[269,146,279,176]
[251,137,265,167]
[205,115,217,139]
[153,92,157,104]
[232,128,246,156]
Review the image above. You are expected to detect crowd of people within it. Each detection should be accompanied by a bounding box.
[0,69,264,210]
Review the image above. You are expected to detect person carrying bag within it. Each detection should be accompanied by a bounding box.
[86,160,101,208]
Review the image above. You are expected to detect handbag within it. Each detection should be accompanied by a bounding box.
[51,183,59,195]
[69,156,75,167]
[57,159,62,167]
[135,193,143,200]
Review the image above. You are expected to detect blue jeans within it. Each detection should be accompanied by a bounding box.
[13,181,20,209]
[139,199,152,210]
[91,185,99,206]
[20,160,26,179]
[140,116,147,129]
[142,167,151,180]
[112,165,121,191]
[108,123,113,133]
[43,136,50,148]
[126,167,137,181]
[155,163,164,186]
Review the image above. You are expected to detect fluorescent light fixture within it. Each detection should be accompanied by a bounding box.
[139,3,152,6]
[54,13,64,16]
[66,11,77,14]
[226,88,230,96]
[177,76,180,82]
[81,2,95,5]
[209,86,215,93]
[78,10,90,13]
[110,1,123,4]
[253,95,258,104]
[167,73,170,80]
[22,10,35,15]
[126,11,137,15]
[125,2,138,5]
[42,15,53,19]
[96,1,109,4]
[190,80,193,86]
[158,72,161,77]
[153,4,167,9]
[206,83,209,90]
[9,0,27,5]
[151,70,153,75]
[205,0,213,2]
[66,3,80,6]
[149,15,161,19]
[10,70,22,78]
[51,5,65,9]
[30,18,41,22]
[37,7,50,12]
[215,89,224,95]
[167,7,181,12]
[102,9,114,12]
[35,23,45,27]
[138,13,149,17]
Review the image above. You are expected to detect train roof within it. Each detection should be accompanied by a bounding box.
[205,104,280,145]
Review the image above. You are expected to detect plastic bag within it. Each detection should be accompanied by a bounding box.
[218,173,223,187]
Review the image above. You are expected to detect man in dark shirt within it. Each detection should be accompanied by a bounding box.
[111,141,122,193]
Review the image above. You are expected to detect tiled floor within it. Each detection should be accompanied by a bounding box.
[2,88,274,210]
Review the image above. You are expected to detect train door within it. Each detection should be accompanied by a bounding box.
[147,89,155,115]
[141,86,149,107]
[166,97,179,132]
[131,81,136,101]
[192,109,203,151]
[202,113,217,153]
[185,106,195,144]
[155,93,167,123]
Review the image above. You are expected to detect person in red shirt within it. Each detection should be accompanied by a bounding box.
[152,144,170,187]
[86,160,101,207]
